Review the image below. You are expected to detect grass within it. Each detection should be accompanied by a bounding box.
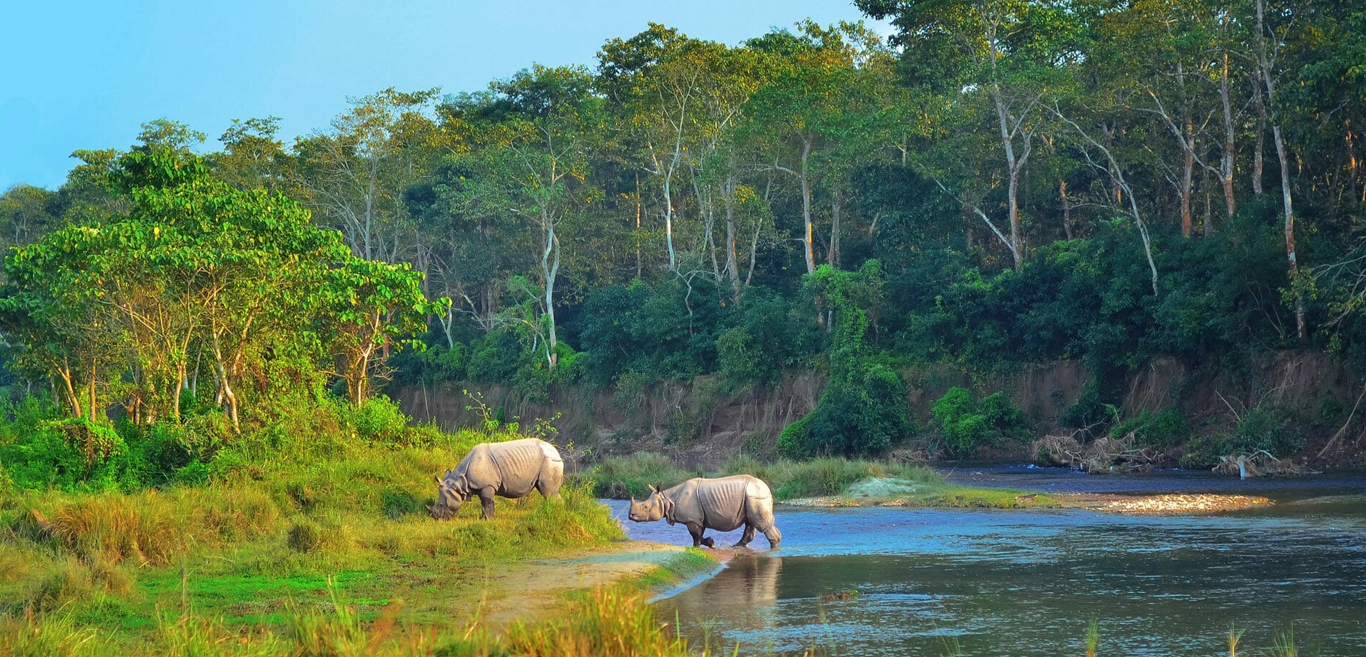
[0,582,761,657]
[584,452,1059,508]
[0,423,633,648]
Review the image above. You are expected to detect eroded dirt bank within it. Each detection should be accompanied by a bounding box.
[397,351,1366,469]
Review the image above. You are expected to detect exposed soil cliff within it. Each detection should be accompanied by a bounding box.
[396,351,1364,469]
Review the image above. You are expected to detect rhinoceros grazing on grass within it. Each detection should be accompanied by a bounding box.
[430,438,564,520]
[628,475,782,549]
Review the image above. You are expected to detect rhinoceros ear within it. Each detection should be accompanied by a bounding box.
[434,476,444,487]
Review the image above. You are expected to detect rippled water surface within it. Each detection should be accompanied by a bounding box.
[604,469,1366,656]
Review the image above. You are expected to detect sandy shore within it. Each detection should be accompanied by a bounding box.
[786,490,1272,514]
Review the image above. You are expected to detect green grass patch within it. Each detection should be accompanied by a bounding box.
[0,418,629,647]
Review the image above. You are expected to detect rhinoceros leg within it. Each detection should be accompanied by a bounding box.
[762,525,782,549]
[478,487,497,520]
[686,523,714,548]
[734,524,757,548]
[536,473,561,500]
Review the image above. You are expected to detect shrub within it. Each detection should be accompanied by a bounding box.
[420,343,468,382]
[585,453,691,499]
[1110,407,1188,448]
[780,263,914,458]
[717,290,821,387]
[0,419,133,492]
[340,395,412,446]
[287,521,322,553]
[1180,405,1302,468]
[932,387,1031,458]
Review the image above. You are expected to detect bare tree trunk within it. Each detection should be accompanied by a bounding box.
[1181,121,1195,237]
[664,173,677,271]
[57,364,83,420]
[1219,50,1238,217]
[635,173,643,279]
[1254,82,1267,196]
[1273,124,1306,341]
[723,169,740,293]
[800,137,815,275]
[1060,180,1073,240]
[541,208,561,369]
[828,190,841,267]
[994,90,1025,271]
[1256,0,1306,342]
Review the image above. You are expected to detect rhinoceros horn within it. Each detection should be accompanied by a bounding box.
[434,476,443,487]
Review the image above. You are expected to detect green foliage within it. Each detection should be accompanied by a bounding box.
[1180,405,1304,468]
[582,453,692,499]
[780,262,914,458]
[716,289,823,386]
[931,387,1031,458]
[0,147,443,429]
[1110,407,1188,449]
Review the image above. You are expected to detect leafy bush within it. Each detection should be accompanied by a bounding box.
[931,387,1031,458]
[780,262,914,458]
[1059,383,1113,430]
[583,453,692,499]
[416,343,468,382]
[716,289,822,386]
[1180,405,1303,468]
[0,419,134,492]
[1110,407,1188,448]
[576,278,729,385]
[339,395,412,445]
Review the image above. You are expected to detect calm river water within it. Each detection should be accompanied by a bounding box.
[604,467,1366,656]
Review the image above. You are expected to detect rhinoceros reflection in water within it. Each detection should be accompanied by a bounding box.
[660,556,783,632]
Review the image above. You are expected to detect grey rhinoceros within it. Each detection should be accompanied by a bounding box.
[430,438,564,520]
[627,475,782,549]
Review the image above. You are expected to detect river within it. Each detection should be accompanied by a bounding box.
[603,467,1366,656]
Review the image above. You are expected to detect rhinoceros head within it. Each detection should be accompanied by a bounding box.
[429,471,466,520]
[627,485,667,523]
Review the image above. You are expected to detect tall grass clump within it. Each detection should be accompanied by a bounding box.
[501,586,697,657]
[0,611,104,657]
[589,452,948,501]
[584,453,693,499]
[724,455,943,501]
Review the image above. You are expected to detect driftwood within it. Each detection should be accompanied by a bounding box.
[1034,433,1163,473]
[1213,450,1318,478]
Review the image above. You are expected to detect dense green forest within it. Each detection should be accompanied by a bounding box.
[2,0,1365,473]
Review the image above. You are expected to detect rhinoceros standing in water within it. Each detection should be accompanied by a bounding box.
[430,438,564,520]
[628,475,782,549]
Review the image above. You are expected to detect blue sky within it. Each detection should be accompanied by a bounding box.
[1,0,884,191]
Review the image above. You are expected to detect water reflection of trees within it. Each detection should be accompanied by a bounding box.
[663,555,783,634]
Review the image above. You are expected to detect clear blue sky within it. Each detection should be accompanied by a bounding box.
[1,0,884,191]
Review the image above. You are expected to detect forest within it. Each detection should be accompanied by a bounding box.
[2,0,1365,482]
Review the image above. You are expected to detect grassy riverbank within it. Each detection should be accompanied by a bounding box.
[585,453,1060,508]
[0,396,735,654]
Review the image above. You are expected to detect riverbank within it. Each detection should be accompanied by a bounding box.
[586,453,1060,508]
[0,417,730,656]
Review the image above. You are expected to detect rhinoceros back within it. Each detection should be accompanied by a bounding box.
[487,438,555,497]
[689,476,755,532]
